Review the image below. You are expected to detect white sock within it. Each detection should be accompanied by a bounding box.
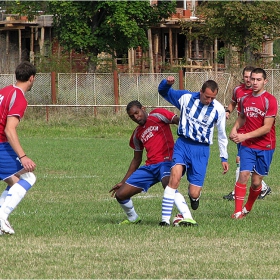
[235,166,240,183]
[261,180,268,191]
[0,187,10,208]
[161,186,176,224]
[0,183,26,220]
[174,192,193,220]
[118,199,138,222]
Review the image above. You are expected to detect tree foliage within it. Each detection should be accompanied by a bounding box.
[181,1,280,64]
[48,1,176,58]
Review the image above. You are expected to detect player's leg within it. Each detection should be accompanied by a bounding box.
[160,164,184,226]
[0,186,11,208]
[0,172,36,234]
[115,166,155,224]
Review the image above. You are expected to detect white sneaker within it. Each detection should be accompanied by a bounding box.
[242,207,250,216]
[0,219,15,234]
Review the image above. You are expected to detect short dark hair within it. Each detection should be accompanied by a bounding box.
[201,80,218,93]
[126,100,143,112]
[242,66,255,76]
[15,61,36,82]
[251,68,267,80]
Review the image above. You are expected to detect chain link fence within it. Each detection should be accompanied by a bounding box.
[1,70,279,120]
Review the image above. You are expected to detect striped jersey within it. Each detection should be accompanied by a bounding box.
[158,79,228,159]
[129,108,176,165]
[0,85,27,143]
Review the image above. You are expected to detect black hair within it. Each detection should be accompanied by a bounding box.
[126,100,143,112]
[242,66,255,76]
[15,61,36,82]
[251,68,267,80]
[201,80,218,93]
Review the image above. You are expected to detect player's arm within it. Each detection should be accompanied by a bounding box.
[5,116,36,172]
[171,115,179,125]
[109,150,143,196]
[225,100,236,119]
[234,116,275,143]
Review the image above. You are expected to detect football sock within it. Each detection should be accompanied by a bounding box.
[244,185,262,212]
[116,198,138,222]
[161,186,176,224]
[0,186,11,208]
[174,191,193,219]
[234,182,246,213]
[0,183,27,220]
[235,165,240,183]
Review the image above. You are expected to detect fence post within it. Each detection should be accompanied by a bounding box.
[51,71,57,104]
[179,69,184,90]
[113,70,119,113]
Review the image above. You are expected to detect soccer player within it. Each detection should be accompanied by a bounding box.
[230,68,277,219]
[158,76,229,226]
[109,100,197,226]
[223,66,271,201]
[0,61,37,235]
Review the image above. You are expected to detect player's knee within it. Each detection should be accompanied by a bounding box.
[20,172,36,186]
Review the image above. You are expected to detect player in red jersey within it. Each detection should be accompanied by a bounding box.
[109,100,196,226]
[223,66,271,200]
[229,68,278,219]
[0,61,37,235]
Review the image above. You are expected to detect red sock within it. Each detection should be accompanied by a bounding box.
[234,182,247,213]
[244,185,262,212]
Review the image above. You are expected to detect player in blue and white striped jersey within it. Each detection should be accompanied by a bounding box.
[158,76,229,226]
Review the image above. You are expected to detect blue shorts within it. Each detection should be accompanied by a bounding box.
[239,145,274,176]
[125,161,171,192]
[0,142,23,180]
[172,137,210,187]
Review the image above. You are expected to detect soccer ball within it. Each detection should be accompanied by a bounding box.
[172,213,183,226]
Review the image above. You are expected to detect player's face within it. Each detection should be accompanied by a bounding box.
[243,71,252,88]
[127,105,147,126]
[251,73,267,94]
[200,88,217,105]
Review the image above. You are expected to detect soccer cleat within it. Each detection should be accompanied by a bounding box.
[118,216,141,225]
[231,211,244,219]
[223,191,235,200]
[258,186,272,200]
[189,195,199,210]
[178,218,198,227]
[0,219,15,234]
[159,221,170,227]
[242,207,250,216]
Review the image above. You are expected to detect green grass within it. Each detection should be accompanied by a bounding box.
[1,117,280,279]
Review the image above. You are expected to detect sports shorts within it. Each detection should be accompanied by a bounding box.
[239,145,274,176]
[0,142,23,180]
[125,161,172,192]
[171,137,210,187]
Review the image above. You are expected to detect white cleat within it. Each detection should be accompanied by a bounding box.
[0,219,15,235]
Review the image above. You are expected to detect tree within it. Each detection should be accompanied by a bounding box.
[181,1,280,65]
[48,0,176,71]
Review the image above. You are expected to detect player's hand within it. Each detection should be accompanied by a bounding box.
[221,162,229,174]
[109,183,122,197]
[20,156,36,172]
[166,76,175,85]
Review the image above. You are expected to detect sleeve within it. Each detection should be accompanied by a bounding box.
[216,108,228,160]
[266,95,278,117]
[158,79,188,110]
[150,108,176,123]
[7,90,27,119]
[129,128,144,151]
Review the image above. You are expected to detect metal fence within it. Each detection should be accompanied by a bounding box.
[1,70,280,118]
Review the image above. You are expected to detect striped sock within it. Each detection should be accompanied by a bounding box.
[161,186,176,224]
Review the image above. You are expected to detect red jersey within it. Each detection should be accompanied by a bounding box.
[232,84,252,133]
[0,85,27,143]
[240,91,278,150]
[129,108,176,165]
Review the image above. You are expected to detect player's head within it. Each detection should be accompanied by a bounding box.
[250,68,267,94]
[200,80,218,105]
[242,66,255,88]
[126,100,148,126]
[15,61,36,91]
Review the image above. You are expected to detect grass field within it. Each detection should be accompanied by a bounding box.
[1,114,280,279]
